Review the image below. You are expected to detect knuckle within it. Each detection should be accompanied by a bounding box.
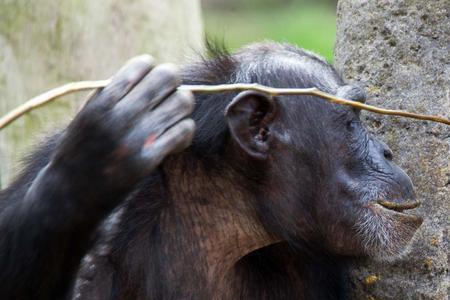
[152,63,181,85]
[128,54,155,67]
[181,118,196,133]
[174,90,195,113]
[101,77,130,98]
[116,56,153,82]
[107,77,132,94]
[120,66,143,82]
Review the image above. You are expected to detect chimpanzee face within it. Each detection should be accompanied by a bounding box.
[224,44,422,259]
[282,97,423,258]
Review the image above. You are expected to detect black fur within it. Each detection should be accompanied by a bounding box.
[0,42,415,300]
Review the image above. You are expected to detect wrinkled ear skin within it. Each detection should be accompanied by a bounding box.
[225,91,277,160]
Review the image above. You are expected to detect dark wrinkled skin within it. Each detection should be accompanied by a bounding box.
[0,42,422,300]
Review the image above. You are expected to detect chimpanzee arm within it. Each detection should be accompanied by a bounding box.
[0,55,195,300]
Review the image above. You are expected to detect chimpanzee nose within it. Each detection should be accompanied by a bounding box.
[392,162,416,200]
[382,147,394,161]
[375,140,392,160]
[374,139,416,200]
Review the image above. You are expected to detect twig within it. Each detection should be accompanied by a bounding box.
[0,80,110,130]
[180,84,450,125]
[0,80,449,130]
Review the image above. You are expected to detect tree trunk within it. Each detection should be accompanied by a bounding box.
[0,0,204,187]
[334,1,449,299]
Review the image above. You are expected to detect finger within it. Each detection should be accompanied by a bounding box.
[112,63,181,120]
[124,90,195,149]
[140,118,195,171]
[90,55,154,109]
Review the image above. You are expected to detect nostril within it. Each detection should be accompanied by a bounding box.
[383,149,393,161]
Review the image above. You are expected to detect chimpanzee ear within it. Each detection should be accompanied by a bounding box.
[225,91,277,160]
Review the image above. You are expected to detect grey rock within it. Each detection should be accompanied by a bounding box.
[334,0,449,299]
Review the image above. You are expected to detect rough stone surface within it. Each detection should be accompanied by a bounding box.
[334,0,449,299]
[0,0,204,187]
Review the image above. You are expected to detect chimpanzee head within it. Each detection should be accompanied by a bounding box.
[183,42,422,259]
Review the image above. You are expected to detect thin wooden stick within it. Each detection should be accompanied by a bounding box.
[181,84,450,125]
[0,80,110,130]
[0,80,449,130]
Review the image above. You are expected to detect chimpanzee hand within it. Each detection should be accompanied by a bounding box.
[0,56,195,300]
[52,55,195,200]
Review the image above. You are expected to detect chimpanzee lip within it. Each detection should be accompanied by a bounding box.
[372,200,423,225]
[376,199,421,212]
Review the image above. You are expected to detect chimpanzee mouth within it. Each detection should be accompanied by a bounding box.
[373,199,423,224]
[376,200,421,212]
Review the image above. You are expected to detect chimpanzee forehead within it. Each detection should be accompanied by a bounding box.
[184,42,355,156]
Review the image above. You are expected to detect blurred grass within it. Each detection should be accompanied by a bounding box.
[204,3,336,61]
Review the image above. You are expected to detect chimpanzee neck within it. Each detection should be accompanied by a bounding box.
[160,156,277,286]
[106,155,347,299]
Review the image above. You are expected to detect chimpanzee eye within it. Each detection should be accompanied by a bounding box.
[346,119,361,132]
[346,120,355,131]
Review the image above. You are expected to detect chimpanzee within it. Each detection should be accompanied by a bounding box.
[0,42,422,300]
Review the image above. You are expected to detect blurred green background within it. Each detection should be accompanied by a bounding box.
[202,0,337,61]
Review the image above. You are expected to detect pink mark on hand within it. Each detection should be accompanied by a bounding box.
[144,133,157,148]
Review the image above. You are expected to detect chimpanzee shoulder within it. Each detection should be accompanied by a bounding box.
[0,132,63,208]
